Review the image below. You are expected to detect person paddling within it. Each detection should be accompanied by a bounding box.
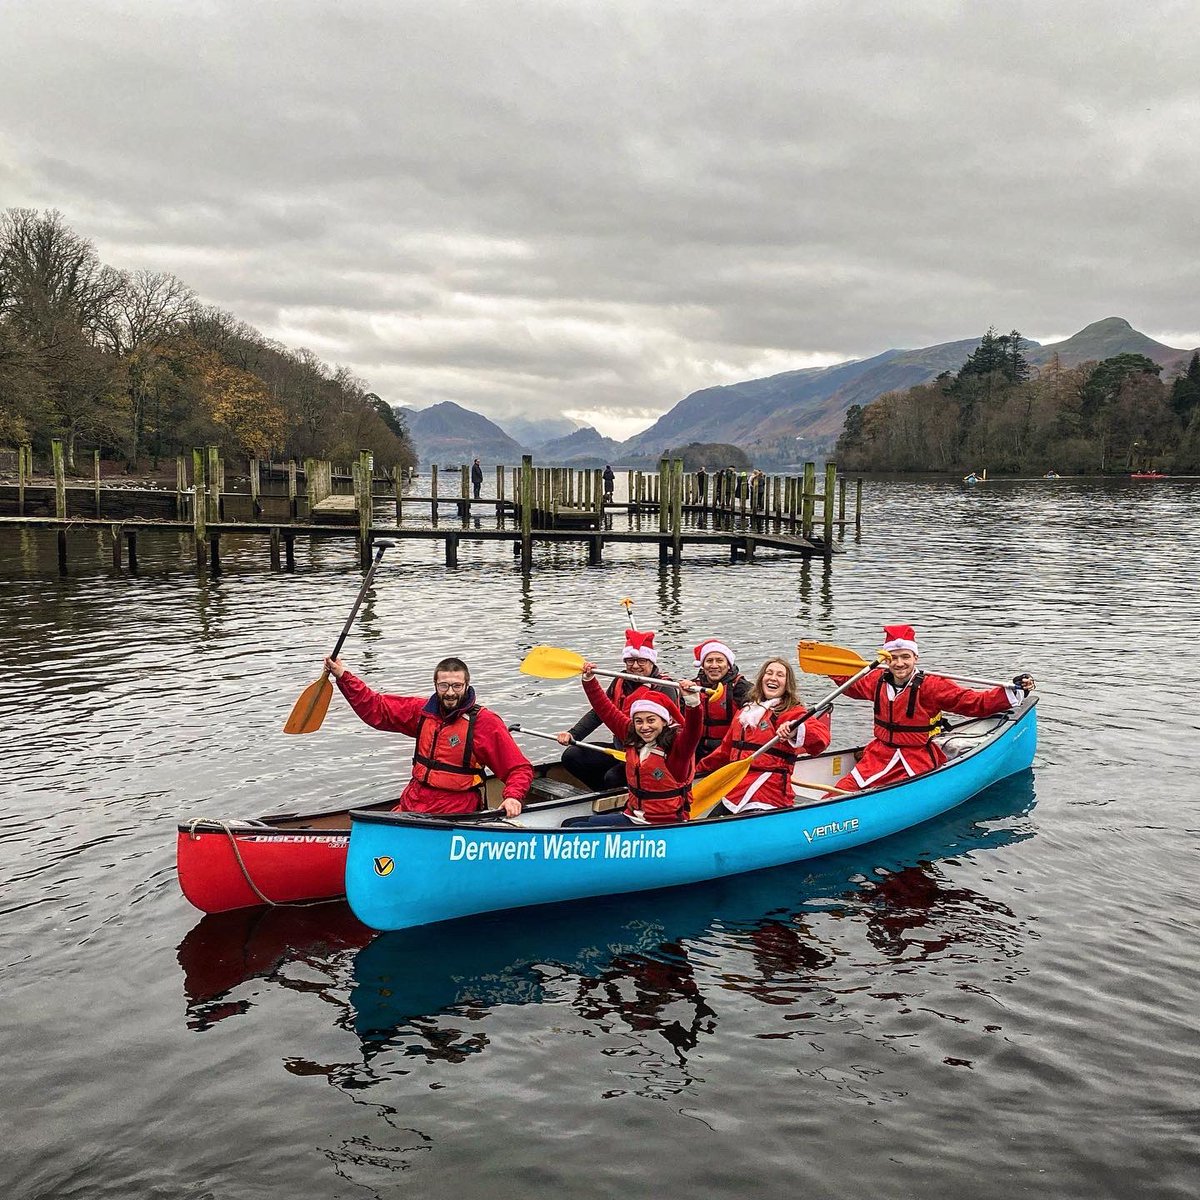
[697,658,830,816]
[324,655,532,817]
[691,637,752,758]
[829,624,1034,792]
[561,672,702,827]
[554,629,675,790]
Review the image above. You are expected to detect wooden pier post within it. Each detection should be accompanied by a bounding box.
[593,468,604,534]
[431,465,439,526]
[270,526,281,570]
[519,455,533,571]
[459,461,469,523]
[111,523,122,570]
[52,438,66,519]
[394,465,403,526]
[802,462,815,539]
[288,460,298,519]
[358,449,373,568]
[249,456,260,516]
[192,448,206,568]
[496,463,505,506]
[445,531,459,567]
[125,529,138,573]
[209,532,221,573]
[838,477,847,539]
[855,478,863,533]
[626,470,634,509]
[284,530,295,571]
[823,462,836,546]
[207,446,221,522]
[671,457,684,564]
[176,455,187,519]
[18,443,30,516]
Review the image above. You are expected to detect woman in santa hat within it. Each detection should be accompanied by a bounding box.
[691,637,752,758]
[561,666,703,827]
[830,624,1035,792]
[554,629,675,791]
[696,658,831,816]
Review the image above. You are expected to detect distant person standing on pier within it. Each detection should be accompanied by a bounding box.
[471,457,484,498]
[696,465,708,503]
[323,655,532,817]
[603,464,615,503]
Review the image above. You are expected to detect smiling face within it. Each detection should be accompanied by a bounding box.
[759,660,788,698]
[886,649,918,686]
[434,669,469,712]
[624,655,654,676]
[701,651,730,683]
[632,711,666,741]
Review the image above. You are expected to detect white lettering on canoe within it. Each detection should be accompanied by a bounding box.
[245,835,348,845]
[447,832,669,864]
[802,817,860,844]
[449,834,536,862]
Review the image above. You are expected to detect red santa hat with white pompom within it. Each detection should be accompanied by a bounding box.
[693,638,736,668]
[622,629,658,663]
[626,686,682,726]
[881,624,919,654]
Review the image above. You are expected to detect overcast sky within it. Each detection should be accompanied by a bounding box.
[2,1,1196,439]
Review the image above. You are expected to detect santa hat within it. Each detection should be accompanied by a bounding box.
[627,686,682,726]
[622,629,658,663]
[693,638,735,668]
[881,624,919,654]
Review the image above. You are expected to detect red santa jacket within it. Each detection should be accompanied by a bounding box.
[336,673,533,815]
[833,668,1021,789]
[583,675,701,823]
[698,701,831,810]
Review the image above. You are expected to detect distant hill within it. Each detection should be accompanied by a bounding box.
[504,415,579,448]
[399,401,527,468]
[535,425,625,466]
[618,318,1195,467]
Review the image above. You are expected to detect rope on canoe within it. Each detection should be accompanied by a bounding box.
[192,819,341,909]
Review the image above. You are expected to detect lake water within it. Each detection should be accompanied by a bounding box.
[1,477,1197,1200]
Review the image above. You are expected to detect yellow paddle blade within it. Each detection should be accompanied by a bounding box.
[689,757,755,819]
[707,682,725,703]
[797,640,873,678]
[597,745,627,761]
[283,674,333,735]
[519,645,588,679]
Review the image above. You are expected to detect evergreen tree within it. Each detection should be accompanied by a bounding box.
[1170,351,1200,421]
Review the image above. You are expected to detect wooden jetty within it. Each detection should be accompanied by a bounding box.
[0,441,861,575]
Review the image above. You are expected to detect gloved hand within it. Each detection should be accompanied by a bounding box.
[1013,673,1035,693]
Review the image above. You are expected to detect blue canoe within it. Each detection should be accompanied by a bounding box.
[346,698,1038,932]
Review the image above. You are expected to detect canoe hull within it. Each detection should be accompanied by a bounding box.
[346,700,1038,932]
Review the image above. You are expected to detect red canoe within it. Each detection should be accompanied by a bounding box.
[177,763,611,914]
[1130,472,1167,478]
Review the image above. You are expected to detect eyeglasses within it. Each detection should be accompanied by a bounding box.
[435,681,468,693]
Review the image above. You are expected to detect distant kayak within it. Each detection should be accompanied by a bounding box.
[1130,472,1167,479]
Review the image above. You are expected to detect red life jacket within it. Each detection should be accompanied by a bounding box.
[730,708,797,777]
[697,671,746,755]
[411,704,484,793]
[872,672,942,747]
[623,744,692,824]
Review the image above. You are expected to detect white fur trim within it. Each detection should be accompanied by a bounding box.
[630,697,670,722]
[882,637,918,654]
[696,640,735,667]
[622,646,657,663]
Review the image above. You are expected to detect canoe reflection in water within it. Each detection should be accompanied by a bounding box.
[178,772,1037,1064]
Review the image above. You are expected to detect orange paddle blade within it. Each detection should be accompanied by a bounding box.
[519,645,588,680]
[283,673,333,735]
[797,640,875,678]
[689,757,755,820]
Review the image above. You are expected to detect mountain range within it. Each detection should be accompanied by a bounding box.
[396,318,1196,468]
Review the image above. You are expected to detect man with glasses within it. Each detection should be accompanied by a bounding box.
[323,654,532,817]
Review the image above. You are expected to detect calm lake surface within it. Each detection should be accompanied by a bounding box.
[2,477,1197,1200]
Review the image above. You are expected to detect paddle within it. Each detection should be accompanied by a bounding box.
[519,645,724,699]
[797,640,1008,690]
[507,723,627,762]
[283,540,395,734]
[689,655,884,819]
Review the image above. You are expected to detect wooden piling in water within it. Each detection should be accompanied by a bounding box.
[520,455,533,570]
[270,526,281,570]
[430,465,439,526]
[358,449,373,568]
[250,456,260,515]
[52,439,66,519]
[207,446,221,522]
[93,450,101,516]
[288,460,298,520]
[801,462,815,539]
[193,448,206,568]
[838,477,847,539]
[125,529,138,573]
[855,478,863,533]
[823,462,837,545]
[671,457,684,563]
[18,443,29,516]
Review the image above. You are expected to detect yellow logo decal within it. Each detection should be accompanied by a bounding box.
[373,856,395,877]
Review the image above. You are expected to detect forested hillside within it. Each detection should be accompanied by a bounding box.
[0,209,417,473]
[836,328,1200,474]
